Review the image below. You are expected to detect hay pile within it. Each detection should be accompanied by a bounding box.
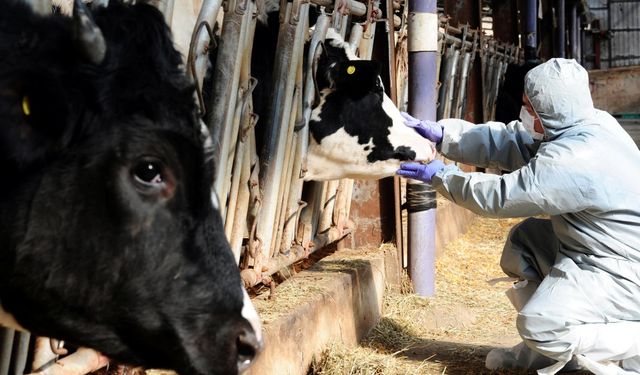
[310,217,527,375]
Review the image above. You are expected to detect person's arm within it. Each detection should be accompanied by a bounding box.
[431,150,593,218]
[438,118,539,172]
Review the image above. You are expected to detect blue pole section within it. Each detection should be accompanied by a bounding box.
[524,0,538,62]
[407,0,437,296]
[557,0,566,58]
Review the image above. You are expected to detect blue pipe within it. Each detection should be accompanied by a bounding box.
[407,0,437,296]
[524,0,538,62]
[557,0,566,58]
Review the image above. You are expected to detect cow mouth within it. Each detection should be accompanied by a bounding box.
[237,329,263,373]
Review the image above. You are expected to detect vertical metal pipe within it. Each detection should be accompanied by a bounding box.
[255,0,308,265]
[557,0,566,57]
[12,332,30,375]
[569,0,578,60]
[216,4,254,214]
[1,328,15,375]
[524,0,537,62]
[300,13,330,175]
[207,0,250,200]
[407,0,437,296]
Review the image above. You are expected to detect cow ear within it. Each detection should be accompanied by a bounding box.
[2,80,71,169]
[330,60,382,98]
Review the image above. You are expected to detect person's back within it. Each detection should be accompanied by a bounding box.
[397,58,640,374]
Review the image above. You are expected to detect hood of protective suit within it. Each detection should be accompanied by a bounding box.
[524,59,595,140]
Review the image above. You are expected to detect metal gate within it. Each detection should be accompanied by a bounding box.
[586,0,640,69]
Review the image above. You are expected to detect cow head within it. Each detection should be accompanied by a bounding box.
[0,1,262,374]
[305,29,435,181]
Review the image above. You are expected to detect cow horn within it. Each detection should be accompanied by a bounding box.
[73,0,106,65]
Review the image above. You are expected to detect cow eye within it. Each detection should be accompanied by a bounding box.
[132,160,165,190]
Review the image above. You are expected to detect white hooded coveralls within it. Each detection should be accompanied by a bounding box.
[431,59,640,374]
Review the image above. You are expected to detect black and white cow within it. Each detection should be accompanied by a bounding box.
[305,29,436,181]
[0,1,261,375]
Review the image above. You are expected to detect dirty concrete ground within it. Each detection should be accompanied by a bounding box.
[310,216,590,375]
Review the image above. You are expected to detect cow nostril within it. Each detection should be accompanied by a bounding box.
[236,329,262,373]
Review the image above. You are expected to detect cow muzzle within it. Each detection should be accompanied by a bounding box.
[238,288,263,373]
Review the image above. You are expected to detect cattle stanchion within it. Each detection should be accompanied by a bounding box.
[279,13,331,255]
[206,0,253,202]
[223,8,259,227]
[251,0,309,280]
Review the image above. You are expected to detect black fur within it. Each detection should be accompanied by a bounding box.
[0,2,252,375]
[495,61,539,124]
[310,42,416,162]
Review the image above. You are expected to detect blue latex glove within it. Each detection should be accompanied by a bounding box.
[396,160,445,184]
[400,112,443,144]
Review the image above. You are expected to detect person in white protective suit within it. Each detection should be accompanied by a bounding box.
[396,58,640,375]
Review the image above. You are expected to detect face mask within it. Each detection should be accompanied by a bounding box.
[519,106,543,140]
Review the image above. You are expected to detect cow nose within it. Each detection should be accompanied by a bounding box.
[236,326,263,373]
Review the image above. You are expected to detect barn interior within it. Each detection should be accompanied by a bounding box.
[2,0,639,374]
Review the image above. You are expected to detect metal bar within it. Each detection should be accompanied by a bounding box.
[312,0,367,16]
[299,13,331,179]
[407,0,437,296]
[228,120,254,263]
[216,2,254,217]
[524,0,538,61]
[557,0,566,57]
[1,328,15,375]
[206,0,250,201]
[12,331,31,375]
[608,0,612,68]
[436,45,454,120]
[318,180,340,235]
[279,16,321,254]
[443,48,460,119]
[187,0,226,115]
[454,51,471,118]
[255,0,308,268]
[223,2,258,224]
[569,0,578,59]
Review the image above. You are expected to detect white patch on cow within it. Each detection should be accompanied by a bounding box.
[0,302,26,331]
[241,287,263,343]
[325,28,358,60]
[382,94,437,161]
[305,128,392,180]
[310,89,331,122]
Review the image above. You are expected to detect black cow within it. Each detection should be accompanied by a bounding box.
[0,1,262,375]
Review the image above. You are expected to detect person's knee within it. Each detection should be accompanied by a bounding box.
[516,311,573,362]
[516,310,564,343]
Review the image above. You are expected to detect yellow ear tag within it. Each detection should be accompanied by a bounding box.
[22,96,31,116]
[346,65,356,75]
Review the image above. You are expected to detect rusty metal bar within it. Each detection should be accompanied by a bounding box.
[206,0,251,200]
[254,0,309,269]
[187,0,226,115]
